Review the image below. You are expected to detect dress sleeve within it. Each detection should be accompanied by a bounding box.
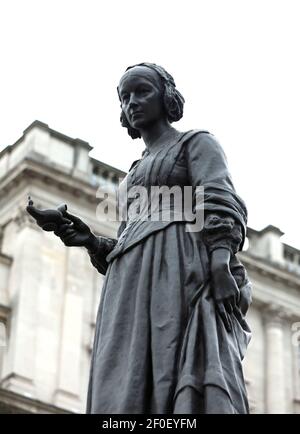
[185,132,247,256]
[87,221,127,275]
[202,212,243,255]
[88,236,117,275]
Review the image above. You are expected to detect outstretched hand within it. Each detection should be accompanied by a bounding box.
[54,209,94,248]
[26,198,97,249]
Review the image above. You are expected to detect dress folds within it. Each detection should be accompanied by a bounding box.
[86,130,252,414]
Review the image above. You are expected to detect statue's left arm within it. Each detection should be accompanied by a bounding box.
[185,132,251,330]
[185,131,247,255]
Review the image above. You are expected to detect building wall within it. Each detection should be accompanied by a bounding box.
[0,121,300,413]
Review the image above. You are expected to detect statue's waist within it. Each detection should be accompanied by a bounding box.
[106,219,192,263]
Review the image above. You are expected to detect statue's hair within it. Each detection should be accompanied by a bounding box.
[118,62,185,140]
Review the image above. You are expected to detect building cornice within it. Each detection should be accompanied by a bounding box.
[239,251,300,289]
[0,121,93,162]
[23,120,93,151]
[0,157,101,204]
[0,304,11,324]
[0,387,72,414]
[283,242,300,256]
[0,253,12,267]
[90,156,126,178]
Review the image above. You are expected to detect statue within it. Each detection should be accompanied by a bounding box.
[27,62,252,414]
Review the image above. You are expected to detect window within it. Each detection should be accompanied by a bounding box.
[284,250,294,262]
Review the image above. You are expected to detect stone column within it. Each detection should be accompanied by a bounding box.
[1,210,42,398]
[263,304,286,414]
[54,247,88,412]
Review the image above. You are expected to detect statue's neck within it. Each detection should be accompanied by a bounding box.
[141,122,180,155]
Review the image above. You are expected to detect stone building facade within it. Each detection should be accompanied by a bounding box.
[0,121,299,413]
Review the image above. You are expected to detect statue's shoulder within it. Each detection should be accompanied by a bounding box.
[180,129,215,149]
[181,129,212,145]
[128,159,141,172]
[182,130,227,160]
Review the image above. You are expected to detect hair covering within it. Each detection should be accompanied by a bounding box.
[118,62,185,138]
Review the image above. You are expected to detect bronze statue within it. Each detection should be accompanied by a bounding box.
[27,62,252,414]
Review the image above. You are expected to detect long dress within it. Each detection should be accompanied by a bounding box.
[86,130,252,414]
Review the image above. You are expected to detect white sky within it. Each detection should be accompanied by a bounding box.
[1,0,299,249]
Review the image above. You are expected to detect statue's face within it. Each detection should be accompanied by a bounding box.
[118,66,165,131]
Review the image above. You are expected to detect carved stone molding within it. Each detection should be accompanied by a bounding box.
[0,386,71,414]
[262,302,294,326]
[239,252,300,289]
[251,297,300,324]
[0,305,11,326]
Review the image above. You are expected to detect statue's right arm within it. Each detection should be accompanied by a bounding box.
[86,221,126,275]
[85,235,117,275]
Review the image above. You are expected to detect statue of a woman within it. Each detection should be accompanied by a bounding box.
[27,62,252,414]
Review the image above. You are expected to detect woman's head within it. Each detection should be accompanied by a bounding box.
[118,62,185,139]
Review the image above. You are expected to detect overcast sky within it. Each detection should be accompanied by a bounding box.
[1,0,299,249]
